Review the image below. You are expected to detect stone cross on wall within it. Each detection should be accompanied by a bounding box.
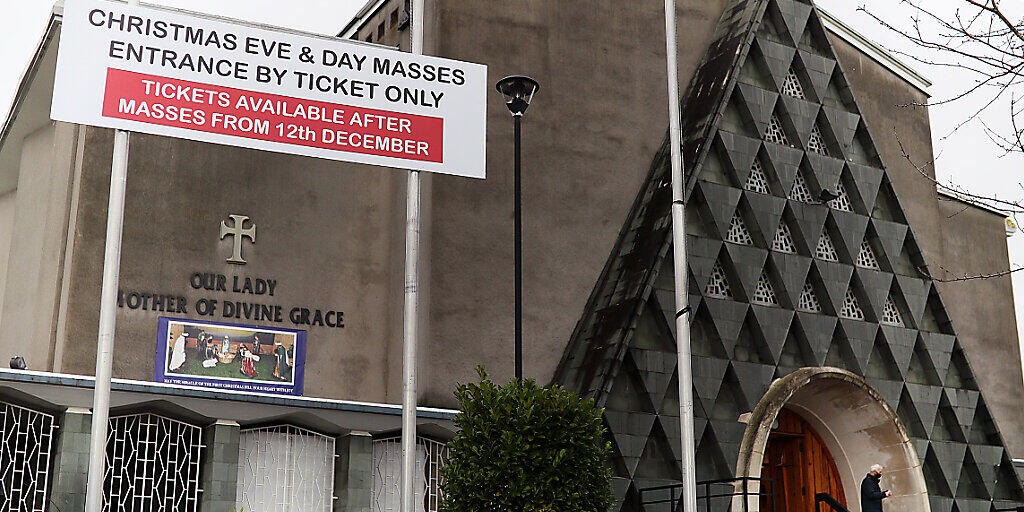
[220,214,256,264]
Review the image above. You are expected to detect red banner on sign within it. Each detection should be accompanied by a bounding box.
[101,68,444,163]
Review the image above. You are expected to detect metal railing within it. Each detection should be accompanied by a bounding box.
[639,477,775,512]
[815,493,850,512]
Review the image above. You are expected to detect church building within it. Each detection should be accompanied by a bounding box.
[0,0,1022,511]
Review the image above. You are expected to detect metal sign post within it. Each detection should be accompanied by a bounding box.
[84,127,130,512]
[401,0,426,511]
[663,2,698,512]
[82,8,140,512]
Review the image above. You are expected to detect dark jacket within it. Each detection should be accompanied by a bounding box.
[860,473,886,512]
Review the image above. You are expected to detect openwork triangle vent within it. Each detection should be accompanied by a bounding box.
[831,181,852,212]
[815,232,839,261]
[772,222,797,253]
[765,115,789,146]
[782,69,806,99]
[745,159,770,194]
[797,282,822,312]
[840,289,864,320]
[706,261,733,299]
[856,240,880,269]
[882,296,903,326]
[807,125,829,156]
[726,214,753,245]
[752,271,778,305]
[789,172,814,203]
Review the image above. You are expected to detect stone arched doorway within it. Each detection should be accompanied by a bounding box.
[736,367,929,512]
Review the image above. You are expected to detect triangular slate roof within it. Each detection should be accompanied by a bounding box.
[551,1,1024,511]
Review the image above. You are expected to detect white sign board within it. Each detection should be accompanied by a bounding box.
[51,0,488,178]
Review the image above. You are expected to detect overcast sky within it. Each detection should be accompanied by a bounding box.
[3,1,1024,361]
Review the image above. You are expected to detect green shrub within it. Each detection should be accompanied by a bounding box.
[440,367,612,512]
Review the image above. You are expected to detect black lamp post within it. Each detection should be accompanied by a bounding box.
[496,75,539,381]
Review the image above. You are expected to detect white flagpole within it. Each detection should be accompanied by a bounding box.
[402,0,425,511]
[84,15,138,510]
[664,1,698,511]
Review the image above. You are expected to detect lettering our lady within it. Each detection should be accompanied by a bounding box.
[169,329,187,371]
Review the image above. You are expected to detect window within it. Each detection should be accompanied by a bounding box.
[831,181,852,212]
[726,214,753,245]
[390,9,399,26]
[765,115,789,146]
[772,222,797,253]
[378,21,386,40]
[706,261,733,299]
[752,272,778,305]
[797,282,822,312]
[0,401,56,512]
[840,289,865,320]
[104,413,203,512]
[856,240,880,269]
[789,172,814,203]
[371,436,449,512]
[881,296,903,326]
[815,232,839,262]
[807,125,829,156]
[745,159,770,194]
[781,69,806,99]
[236,425,337,512]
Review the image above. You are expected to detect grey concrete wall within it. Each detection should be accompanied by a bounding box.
[0,122,79,370]
[54,127,400,403]
[414,0,729,407]
[0,190,19,318]
[936,199,1024,457]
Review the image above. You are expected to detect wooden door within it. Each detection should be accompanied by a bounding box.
[759,409,846,512]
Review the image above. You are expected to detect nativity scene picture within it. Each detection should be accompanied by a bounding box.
[160,318,301,388]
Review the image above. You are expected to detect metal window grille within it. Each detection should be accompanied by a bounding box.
[781,69,806,99]
[706,261,733,299]
[371,436,449,512]
[856,241,880,269]
[726,214,753,245]
[236,425,336,512]
[788,172,814,203]
[881,297,903,326]
[831,181,852,212]
[104,413,203,512]
[745,159,770,194]
[797,282,822,312]
[771,222,797,253]
[752,272,778,305]
[840,289,865,320]
[815,232,839,262]
[0,401,56,512]
[807,125,829,156]
[765,115,789,146]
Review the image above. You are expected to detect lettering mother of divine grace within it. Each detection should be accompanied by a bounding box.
[116,272,345,328]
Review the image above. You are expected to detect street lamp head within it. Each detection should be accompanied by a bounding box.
[496,75,540,116]
[817,188,841,203]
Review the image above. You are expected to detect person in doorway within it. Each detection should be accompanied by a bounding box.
[861,464,891,512]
